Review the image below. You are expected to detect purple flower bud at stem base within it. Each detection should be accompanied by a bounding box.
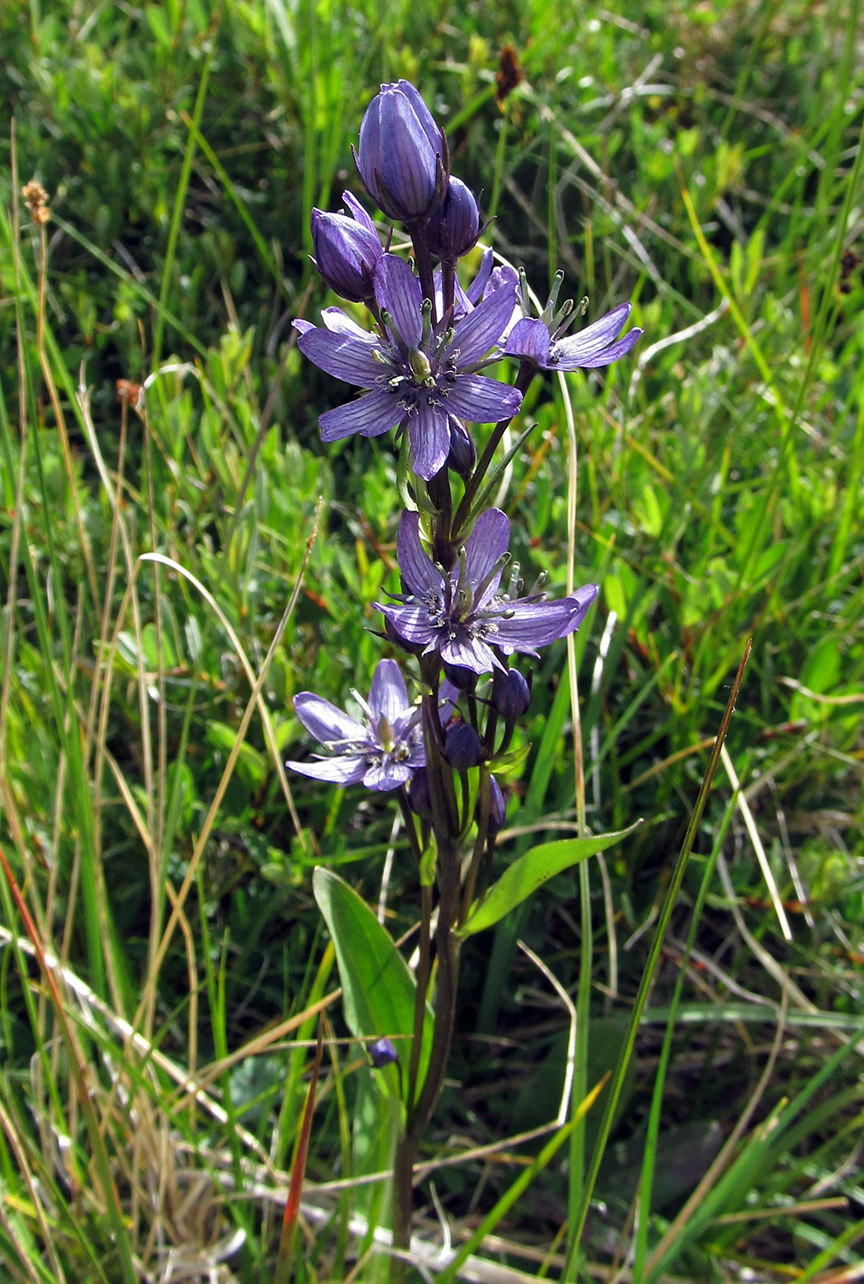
[445,722,483,771]
[491,669,531,722]
[409,767,433,822]
[369,1037,398,1067]
[476,776,507,836]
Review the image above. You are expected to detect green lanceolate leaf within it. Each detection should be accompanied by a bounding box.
[313,868,433,1101]
[457,823,641,938]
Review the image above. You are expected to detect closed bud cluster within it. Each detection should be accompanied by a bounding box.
[427,176,479,261]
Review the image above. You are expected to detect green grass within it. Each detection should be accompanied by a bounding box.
[1,0,863,1280]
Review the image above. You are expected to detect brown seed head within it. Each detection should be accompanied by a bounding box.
[496,45,524,104]
[22,180,49,214]
[116,379,144,410]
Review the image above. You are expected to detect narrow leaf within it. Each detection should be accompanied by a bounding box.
[458,823,640,938]
[313,868,433,1101]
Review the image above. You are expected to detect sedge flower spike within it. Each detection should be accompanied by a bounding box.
[377,510,599,675]
[286,659,424,791]
[356,80,447,222]
[293,253,521,480]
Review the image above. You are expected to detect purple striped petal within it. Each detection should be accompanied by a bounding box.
[375,254,422,348]
[368,658,409,725]
[396,511,445,598]
[297,327,385,384]
[293,692,367,746]
[286,755,368,785]
[319,391,403,442]
[466,247,494,305]
[493,585,598,652]
[463,509,510,588]
[378,601,437,646]
[563,327,643,369]
[553,303,632,364]
[293,318,315,336]
[505,317,552,365]
[342,191,376,233]
[439,633,498,674]
[453,280,519,363]
[445,374,522,424]
[320,307,378,342]
[408,399,451,479]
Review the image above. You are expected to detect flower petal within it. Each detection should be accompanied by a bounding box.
[292,692,367,747]
[286,755,368,785]
[466,246,494,305]
[408,399,451,479]
[444,374,522,424]
[552,303,632,364]
[396,510,446,599]
[378,601,438,647]
[463,508,510,588]
[504,317,552,366]
[563,327,643,369]
[319,390,403,442]
[440,632,498,674]
[452,277,518,363]
[367,658,409,725]
[320,307,378,343]
[493,585,599,651]
[363,758,412,791]
[375,254,423,348]
[342,190,377,233]
[297,326,385,384]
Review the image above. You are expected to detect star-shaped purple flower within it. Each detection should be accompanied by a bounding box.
[286,659,424,791]
[505,302,641,370]
[294,254,522,479]
[376,510,599,675]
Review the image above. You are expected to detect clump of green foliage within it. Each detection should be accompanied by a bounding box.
[1,1,862,1281]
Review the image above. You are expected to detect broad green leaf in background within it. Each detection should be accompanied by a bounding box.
[457,824,641,938]
[313,868,433,1103]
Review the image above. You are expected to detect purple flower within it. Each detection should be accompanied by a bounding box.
[368,1037,398,1067]
[286,659,424,791]
[311,193,381,304]
[293,253,521,480]
[376,510,599,675]
[505,302,641,370]
[357,80,447,222]
[427,176,480,260]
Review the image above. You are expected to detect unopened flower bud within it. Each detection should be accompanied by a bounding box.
[427,176,479,260]
[446,419,477,477]
[408,767,433,822]
[357,80,447,222]
[443,662,477,693]
[445,722,483,771]
[476,775,507,836]
[369,1037,398,1067]
[311,194,381,303]
[491,669,531,723]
